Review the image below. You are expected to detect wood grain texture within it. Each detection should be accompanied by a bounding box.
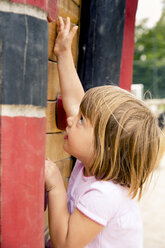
[72,0,81,7]
[48,21,79,65]
[46,133,70,161]
[59,0,80,24]
[48,21,57,61]
[56,158,73,178]
[47,61,60,100]
[46,101,60,133]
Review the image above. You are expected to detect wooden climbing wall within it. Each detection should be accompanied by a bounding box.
[44,0,81,242]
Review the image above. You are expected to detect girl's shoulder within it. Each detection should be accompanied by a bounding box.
[90,179,131,207]
[73,159,130,199]
[70,160,140,225]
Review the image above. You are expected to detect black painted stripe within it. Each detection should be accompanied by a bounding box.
[78,0,126,91]
[0,11,48,106]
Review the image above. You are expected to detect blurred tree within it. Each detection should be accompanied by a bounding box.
[133,3,165,99]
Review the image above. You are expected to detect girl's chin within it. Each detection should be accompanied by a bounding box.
[63,143,70,153]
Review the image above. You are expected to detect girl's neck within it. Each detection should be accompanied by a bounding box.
[80,157,93,177]
[83,167,91,177]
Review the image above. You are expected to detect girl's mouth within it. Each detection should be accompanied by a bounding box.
[64,134,68,140]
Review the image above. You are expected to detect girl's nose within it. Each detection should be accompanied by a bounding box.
[67,116,73,127]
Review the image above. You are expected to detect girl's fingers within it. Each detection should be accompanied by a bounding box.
[58,16,64,32]
[65,17,70,32]
[45,159,56,167]
[69,25,78,39]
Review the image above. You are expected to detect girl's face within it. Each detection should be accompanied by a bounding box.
[63,111,95,169]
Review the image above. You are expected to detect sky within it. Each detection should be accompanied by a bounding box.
[136,0,163,27]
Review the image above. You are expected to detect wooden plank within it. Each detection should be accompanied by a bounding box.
[46,133,70,161]
[48,22,57,61]
[48,21,79,65]
[72,0,81,7]
[46,101,60,133]
[47,61,60,100]
[59,0,80,24]
[56,158,73,178]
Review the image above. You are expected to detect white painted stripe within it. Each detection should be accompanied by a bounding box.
[0,1,47,20]
[1,105,46,118]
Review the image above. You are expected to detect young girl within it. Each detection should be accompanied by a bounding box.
[45,17,160,248]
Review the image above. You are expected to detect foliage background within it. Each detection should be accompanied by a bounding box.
[133,2,165,99]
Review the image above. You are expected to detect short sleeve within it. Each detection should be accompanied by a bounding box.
[76,182,117,226]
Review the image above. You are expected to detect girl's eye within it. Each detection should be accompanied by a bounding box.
[78,116,83,125]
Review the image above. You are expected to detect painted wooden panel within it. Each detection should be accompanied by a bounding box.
[119,0,138,91]
[11,0,58,21]
[1,116,46,248]
[78,0,137,91]
[11,0,46,9]
[77,0,126,90]
[47,0,59,21]
[0,12,48,106]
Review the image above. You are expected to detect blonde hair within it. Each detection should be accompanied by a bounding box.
[80,85,160,200]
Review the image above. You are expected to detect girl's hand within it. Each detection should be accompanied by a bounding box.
[45,159,64,192]
[54,16,78,57]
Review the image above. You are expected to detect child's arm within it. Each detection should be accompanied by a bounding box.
[54,17,85,117]
[45,160,103,248]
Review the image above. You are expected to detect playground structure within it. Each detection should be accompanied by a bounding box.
[0,0,139,247]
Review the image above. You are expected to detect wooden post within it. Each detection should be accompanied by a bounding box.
[0,0,58,247]
[78,0,138,91]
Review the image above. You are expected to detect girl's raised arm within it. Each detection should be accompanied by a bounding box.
[54,17,84,117]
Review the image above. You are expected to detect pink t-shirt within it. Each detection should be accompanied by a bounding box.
[67,160,143,248]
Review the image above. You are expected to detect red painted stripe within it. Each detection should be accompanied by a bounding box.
[11,0,46,10]
[119,0,138,91]
[1,116,46,248]
[47,0,58,22]
[11,0,58,21]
